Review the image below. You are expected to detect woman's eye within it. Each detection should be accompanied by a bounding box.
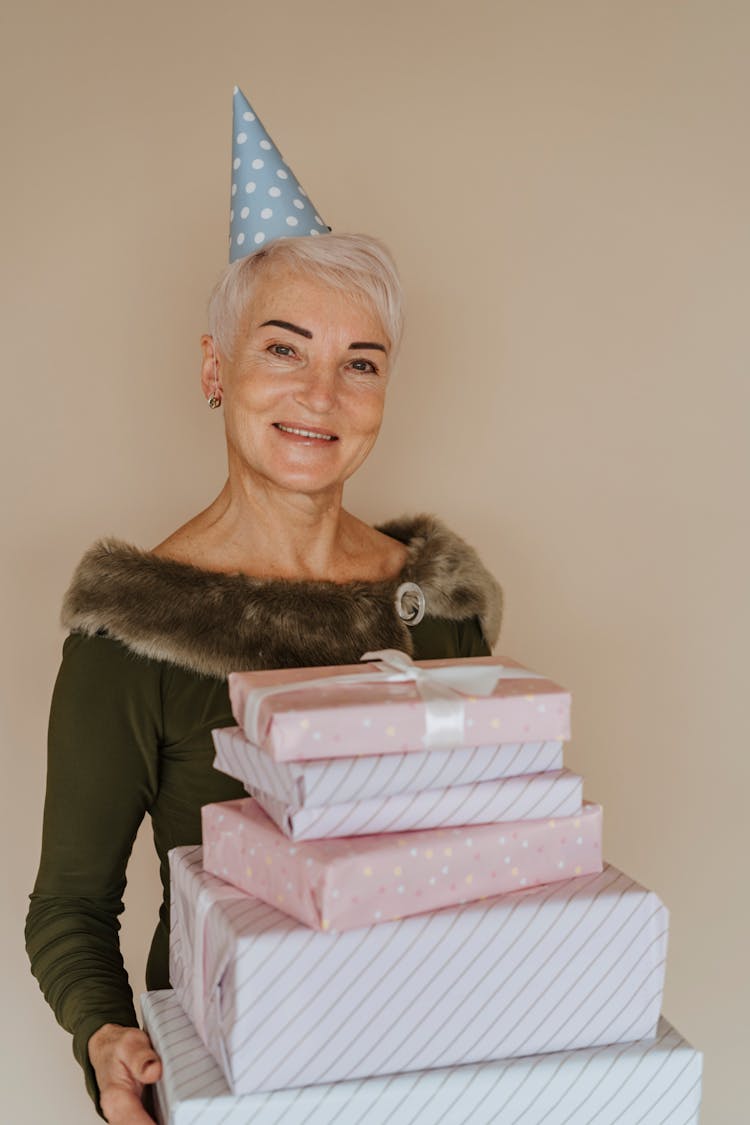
[269,343,295,357]
[349,358,378,374]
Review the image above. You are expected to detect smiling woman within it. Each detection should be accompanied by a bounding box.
[202,266,392,556]
[25,231,503,1124]
[156,234,408,580]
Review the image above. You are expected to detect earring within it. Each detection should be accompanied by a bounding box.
[207,345,222,408]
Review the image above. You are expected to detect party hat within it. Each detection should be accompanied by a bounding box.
[229,87,328,262]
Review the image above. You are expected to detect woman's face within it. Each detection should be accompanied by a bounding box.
[207,266,391,498]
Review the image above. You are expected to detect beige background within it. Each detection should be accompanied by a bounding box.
[2,1,747,1121]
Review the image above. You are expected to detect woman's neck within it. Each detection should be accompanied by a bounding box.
[153,477,407,583]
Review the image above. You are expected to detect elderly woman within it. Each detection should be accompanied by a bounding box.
[26,232,502,1124]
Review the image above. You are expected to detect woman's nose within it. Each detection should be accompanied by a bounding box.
[293,362,337,413]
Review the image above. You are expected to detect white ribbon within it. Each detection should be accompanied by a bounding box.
[240,649,546,752]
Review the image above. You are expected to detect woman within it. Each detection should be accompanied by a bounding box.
[26,232,502,1124]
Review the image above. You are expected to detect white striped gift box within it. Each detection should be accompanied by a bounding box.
[142,990,701,1124]
[248,767,583,840]
[212,725,566,805]
[169,847,668,1094]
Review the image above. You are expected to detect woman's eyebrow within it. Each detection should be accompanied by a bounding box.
[259,319,313,338]
[259,320,386,353]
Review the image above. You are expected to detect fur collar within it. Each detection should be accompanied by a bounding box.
[61,513,502,677]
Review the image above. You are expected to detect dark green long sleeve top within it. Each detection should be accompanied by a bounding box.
[25,516,502,1110]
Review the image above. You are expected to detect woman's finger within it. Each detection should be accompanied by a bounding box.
[124,1038,162,1084]
[135,1051,162,1084]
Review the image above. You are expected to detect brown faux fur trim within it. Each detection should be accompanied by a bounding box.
[61,514,502,677]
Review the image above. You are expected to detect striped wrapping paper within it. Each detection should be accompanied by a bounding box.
[170,847,668,1093]
[201,799,602,930]
[212,726,566,806]
[247,768,583,840]
[142,990,702,1125]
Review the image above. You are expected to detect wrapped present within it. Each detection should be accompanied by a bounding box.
[242,768,582,840]
[213,725,565,805]
[228,650,571,761]
[142,989,702,1125]
[170,847,667,1093]
[202,798,600,928]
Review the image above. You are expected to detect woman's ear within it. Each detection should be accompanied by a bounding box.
[200,334,223,403]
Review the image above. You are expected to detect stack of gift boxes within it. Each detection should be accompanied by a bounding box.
[142,652,702,1124]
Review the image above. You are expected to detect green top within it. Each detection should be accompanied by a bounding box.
[25,613,490,1110]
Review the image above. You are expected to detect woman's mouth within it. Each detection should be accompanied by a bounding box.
[273,422,338,442]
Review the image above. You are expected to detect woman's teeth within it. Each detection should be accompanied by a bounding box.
[275,424,335,440]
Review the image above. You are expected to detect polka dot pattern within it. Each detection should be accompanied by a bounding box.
[202,799,604,932]
[230,658,572,761]
[229,87,329,263]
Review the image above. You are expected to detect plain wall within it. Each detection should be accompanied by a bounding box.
[2,1,747,1121]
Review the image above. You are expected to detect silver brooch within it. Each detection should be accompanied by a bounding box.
[395,581,426,626]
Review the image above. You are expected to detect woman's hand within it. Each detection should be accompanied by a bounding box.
[88,1023,162,1124]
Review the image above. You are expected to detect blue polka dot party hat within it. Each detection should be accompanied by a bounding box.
[229,87,328,262]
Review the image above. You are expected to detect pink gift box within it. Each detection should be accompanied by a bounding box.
[201,798,602,932]
[228,654,571,762]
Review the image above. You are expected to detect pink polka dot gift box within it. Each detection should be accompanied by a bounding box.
[228,650,571,762]
[201,797,602,932]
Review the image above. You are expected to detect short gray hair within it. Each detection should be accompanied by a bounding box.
[207,233,404,362]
